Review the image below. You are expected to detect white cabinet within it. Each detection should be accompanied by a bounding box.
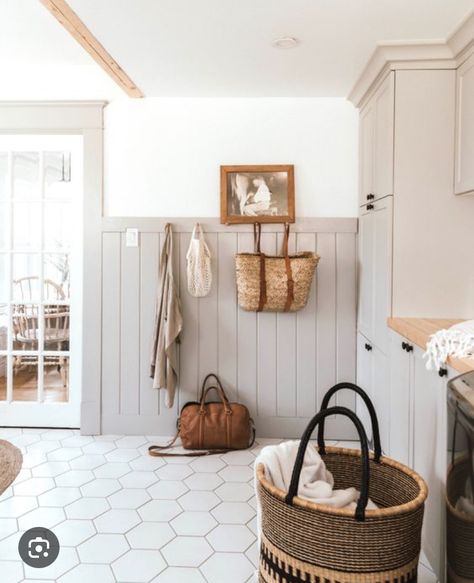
[357,197,393,355]
[359,72,395,207]
[356,332,390,452]
[388,329,414,465]
[388,327,453,581]
[455,52,474,195]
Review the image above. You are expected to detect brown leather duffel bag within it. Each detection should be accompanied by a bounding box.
[149,374,255,456]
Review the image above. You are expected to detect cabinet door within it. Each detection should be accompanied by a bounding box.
[455,53,474,195]
[358,208,375,342]
[388,330,413,465]
[356,332,374,446]
[372,196,393,355]
[373,73,395,199]
[358,197,392,351]
[359,102,375,207]
[412,347,445,579]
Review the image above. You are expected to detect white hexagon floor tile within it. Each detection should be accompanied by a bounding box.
[112,549,166,582]
[126,521,175,549]
[201,552,255,583]
[147,480,188,500]
[23,547,79,580]
[211,502,255,524]
[18,506,65,531]
[94,462,131,479]
[206,524,255,552]
[0,496,37,517]
[215,482,254,502]
[94,508,141,534]
[55,470,95,487]
[54,519,96,546]
[77,533,129,564]
[161,536,213,567]
[0,518,19,541]
[0,560,23,583]
[151,567,207,583]
[178,490,220,511]
[130,456,166,471]
[13,476,55,496]
[138,500,182,522]
[108,488,150,509]
[65,497,109,519]
[38,487,82,507]
[119,471,158,489]
[105,449,140,463]
[57,563,115,583]
[221,450,256,465]
[171,511,217,536]
[47,447,83,461]
[184,472,223,491]
[31,461,70,477]
[69,454,106,470]
[218,465,254,482]
[80,478,121,498]
[156,464,193,481]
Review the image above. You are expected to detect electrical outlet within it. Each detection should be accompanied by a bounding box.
[126,228,139,247]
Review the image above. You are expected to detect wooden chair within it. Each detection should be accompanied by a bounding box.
[12,277,70,387]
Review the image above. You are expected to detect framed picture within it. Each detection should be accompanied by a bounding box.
[220,165,295,224]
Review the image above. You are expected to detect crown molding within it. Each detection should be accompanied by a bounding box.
[348,9,474,108]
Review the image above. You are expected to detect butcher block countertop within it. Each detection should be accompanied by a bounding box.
[387,317,474,374]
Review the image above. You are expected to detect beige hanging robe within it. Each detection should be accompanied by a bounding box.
[150,223,183,407]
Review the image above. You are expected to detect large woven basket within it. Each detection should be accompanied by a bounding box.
[235,224,319,312]
[258,383,428,583]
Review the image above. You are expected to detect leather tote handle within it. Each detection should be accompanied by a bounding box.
[253,222,262,253]
[200,385,231,414]
[200,373,225,399]
[282,223,294,312]
[285,406,370,522]
[317,382,382,462]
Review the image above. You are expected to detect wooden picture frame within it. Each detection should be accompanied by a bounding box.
[220,164,295,224]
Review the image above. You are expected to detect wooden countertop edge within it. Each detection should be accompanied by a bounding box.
[387,317,474,374]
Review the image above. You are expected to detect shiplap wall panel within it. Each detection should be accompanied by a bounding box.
[100,219,357,438]
[139,233,159,416]
[120,239,140,416]
[101,233,121,418]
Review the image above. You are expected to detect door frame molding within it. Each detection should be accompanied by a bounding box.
[0,101,105,433]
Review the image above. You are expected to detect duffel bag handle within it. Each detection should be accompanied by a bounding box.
[285,406,370,522]
[200,373,225,399]
[317,382,382,463]
[200,385,232,414]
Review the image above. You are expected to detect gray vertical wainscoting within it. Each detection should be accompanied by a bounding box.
[100,218,358,439]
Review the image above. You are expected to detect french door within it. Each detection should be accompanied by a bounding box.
[0,135,82,427]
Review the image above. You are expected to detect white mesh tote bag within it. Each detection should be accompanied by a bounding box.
[186,223,212,297]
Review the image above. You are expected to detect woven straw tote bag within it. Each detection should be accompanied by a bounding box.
[186,223,212,297]
[257,384,428,583]
[235,223,319,312]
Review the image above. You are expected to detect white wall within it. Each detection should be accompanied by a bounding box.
[103,98,358,217]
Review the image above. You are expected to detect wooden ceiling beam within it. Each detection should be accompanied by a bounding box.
[40,0,144,98]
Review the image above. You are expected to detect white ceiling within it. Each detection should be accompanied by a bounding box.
[68,0,474,97]
[1,0,473,99]
[0,0,122,100]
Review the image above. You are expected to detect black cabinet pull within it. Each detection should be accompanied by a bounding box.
[367,194,375,200]
[439,367,448,378]
[406,344,414,353]
[401,341,408,350]
[367,204,374,210]
[364,343,372,351]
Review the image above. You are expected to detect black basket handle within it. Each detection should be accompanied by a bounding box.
[285,406,370,521]
[317,382,382,463]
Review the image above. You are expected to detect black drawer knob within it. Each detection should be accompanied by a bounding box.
[364,343,372,351]
[367,194,375,200]
[401,341,408,350]
[367,203,374,210]
[439,368,448,377]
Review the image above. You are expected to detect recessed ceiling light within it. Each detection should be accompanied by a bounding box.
[272,36,299,49]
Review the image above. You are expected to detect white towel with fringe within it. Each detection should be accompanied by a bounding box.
[254,441,378,547]
[424,320,474,371]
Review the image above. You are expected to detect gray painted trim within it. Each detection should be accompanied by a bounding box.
[101,217,358,234]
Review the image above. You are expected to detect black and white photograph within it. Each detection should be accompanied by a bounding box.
[220,165,295,224]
